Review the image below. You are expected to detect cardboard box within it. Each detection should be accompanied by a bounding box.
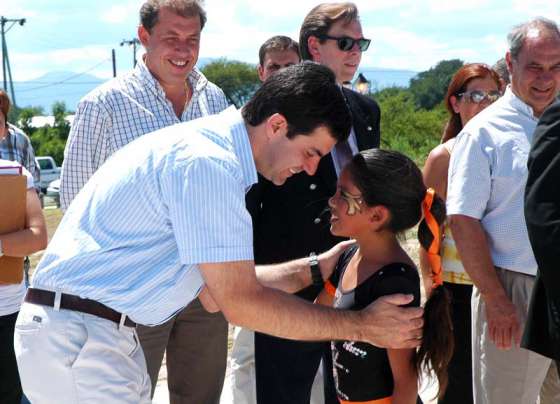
[0,174,27,284]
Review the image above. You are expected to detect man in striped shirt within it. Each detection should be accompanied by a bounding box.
[59,1,229,402]
[15,63,423,404]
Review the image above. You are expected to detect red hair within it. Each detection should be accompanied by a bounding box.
[441,64,501,143]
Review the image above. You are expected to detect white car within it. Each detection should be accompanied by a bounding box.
[46,179,60,208]
[36,156,61,192]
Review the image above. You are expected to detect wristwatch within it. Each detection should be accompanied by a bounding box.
[308,252,324,287]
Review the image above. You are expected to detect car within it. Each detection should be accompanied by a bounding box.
[35,156,61,193]
[46,179,60,208]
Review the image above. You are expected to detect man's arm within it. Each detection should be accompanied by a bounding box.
[449,214,521,349]
[255,240,354,293]
[199,260,423,349]
[59,100,111,211]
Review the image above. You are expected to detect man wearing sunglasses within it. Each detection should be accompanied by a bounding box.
[448,17,560,404]
[249,3,380,404]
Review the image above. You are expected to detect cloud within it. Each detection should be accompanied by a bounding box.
[363,26,495,71]
[100,1,142,24]
[512,0,560,20]
[10,45,113,81]
[0,0,38,18]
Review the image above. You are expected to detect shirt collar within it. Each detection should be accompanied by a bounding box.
[503,85,538,121]
[223,107,258,191]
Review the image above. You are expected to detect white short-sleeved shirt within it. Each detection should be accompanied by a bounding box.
[32,108,258,325]
[447,87,538,275]
[0,159,33,316]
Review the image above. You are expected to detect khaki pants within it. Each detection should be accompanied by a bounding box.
[472,268,560,404]
[137,297,228,404]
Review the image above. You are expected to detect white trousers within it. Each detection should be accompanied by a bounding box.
[221,326,326,404]
[472,269,560,404]
[14,302,151,404]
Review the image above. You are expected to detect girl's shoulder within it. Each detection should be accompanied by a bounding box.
[329,244,359,287]
[355,262,420,309]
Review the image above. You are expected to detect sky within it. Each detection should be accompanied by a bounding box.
[1,0,559,82]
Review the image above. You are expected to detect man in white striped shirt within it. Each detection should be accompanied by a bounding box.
[59,1,229,402]
[15,62,424,404]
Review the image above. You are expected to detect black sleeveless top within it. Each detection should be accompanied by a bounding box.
[328,246,421,402]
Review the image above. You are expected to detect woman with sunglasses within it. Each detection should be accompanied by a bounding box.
[420,63,501,404]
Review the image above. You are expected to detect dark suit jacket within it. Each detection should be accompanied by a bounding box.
[523,97,560,361]
[246,88,380,299]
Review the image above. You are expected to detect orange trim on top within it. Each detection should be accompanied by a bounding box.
[339,396,392,404]
[422,188,443,288]
[324,279,337,296]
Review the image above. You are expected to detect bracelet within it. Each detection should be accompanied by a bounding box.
[308,252,323,287]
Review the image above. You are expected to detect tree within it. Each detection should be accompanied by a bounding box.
[409,59,464,110]
[372,86,447,165]
[29,102,71,165]
[201,58,260,108]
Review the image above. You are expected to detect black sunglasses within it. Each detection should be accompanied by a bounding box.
[318,35,371,52]
[457,90,501,104]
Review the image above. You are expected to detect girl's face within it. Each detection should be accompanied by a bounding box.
[328,168,367,237]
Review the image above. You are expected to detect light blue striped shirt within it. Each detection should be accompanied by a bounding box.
[32,108,257,325]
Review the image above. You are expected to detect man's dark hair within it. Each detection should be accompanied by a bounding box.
[140,0,207,32]
[299,2,359,61]
[242,61,351,142]
[258,36,300,66]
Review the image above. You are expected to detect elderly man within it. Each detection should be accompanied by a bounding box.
[251,3,381,404]
[447,18,560,404]
[59,1,229,402]
[14,62,422,404]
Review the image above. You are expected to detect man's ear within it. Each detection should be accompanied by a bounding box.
[265,113,288,139]
[257,65,266,82]
[505,52,514,75]
[138,25,150,48]
[307,36,321,61]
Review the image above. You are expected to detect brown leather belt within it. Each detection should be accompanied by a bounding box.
[24,288,136,328]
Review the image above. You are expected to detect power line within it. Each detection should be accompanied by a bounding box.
[17,58,110,93]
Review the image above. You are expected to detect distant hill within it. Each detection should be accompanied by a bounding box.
[12,62,416,112]
[359,68,418,91]
[14,71,106,112]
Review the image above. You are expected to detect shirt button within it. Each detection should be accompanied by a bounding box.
[313,218,321,224]
[309,183,317,190]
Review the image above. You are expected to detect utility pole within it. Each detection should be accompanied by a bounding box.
[112,49,117,78]
[1,16,26,107]
[120,38,140,68]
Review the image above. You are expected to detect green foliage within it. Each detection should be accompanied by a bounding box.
[27,102,71,166]
[373,86,448,165]
[201,58,260,108]
[409,59,463,109]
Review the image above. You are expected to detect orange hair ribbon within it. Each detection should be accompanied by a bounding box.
[422,188,443,288]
